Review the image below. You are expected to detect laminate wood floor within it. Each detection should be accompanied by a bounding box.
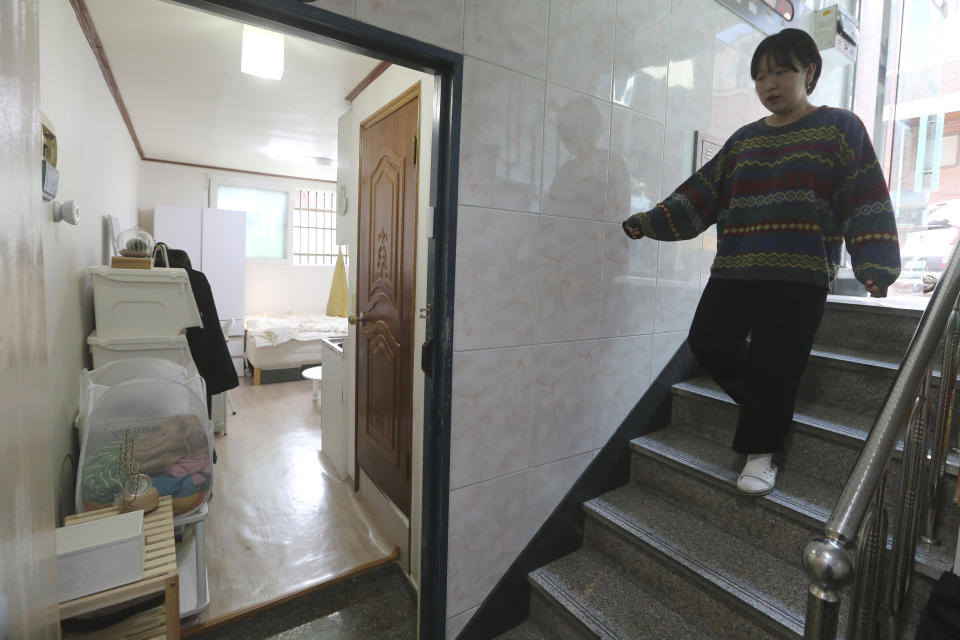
[186,376,394,626]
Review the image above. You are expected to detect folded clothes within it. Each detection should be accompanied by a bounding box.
[167,454,210,485]
[150,472,210,499]
[132,415,207,472]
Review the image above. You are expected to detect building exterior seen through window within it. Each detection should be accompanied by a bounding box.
[878,0,960,297]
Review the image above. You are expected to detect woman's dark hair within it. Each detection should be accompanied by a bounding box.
[750,28,822,95]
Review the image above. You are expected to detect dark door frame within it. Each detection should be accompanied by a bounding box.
[169,2,460,638]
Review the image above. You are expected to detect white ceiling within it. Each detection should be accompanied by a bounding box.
[85,0,382,181]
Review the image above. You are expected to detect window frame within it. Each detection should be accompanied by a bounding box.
[208,173,297,265]
[290,186,345,266]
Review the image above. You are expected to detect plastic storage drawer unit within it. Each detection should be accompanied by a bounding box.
[56,510,145,602]
[88,266,201,338]
[88,332,196,372]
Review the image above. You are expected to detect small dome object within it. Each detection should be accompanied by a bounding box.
[117,228,155,258]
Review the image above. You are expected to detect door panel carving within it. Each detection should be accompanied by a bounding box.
[356,85,419,517]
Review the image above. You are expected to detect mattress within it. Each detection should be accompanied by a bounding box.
[245,313,348,348]
[244,313,348,371]
[245,333,328,370]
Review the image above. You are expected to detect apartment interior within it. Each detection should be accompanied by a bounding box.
[4,0,960,638]
[15,0,437,635]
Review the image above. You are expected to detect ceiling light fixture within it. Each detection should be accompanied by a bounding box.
[241,25,284,80]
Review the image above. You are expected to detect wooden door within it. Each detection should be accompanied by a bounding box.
[356,84,419,516]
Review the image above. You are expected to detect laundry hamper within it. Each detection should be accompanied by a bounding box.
[77,358,200,436]
[76,375,214,521]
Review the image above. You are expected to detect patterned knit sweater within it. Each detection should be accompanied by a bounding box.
[625,106,901,291]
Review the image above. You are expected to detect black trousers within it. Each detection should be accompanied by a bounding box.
[687,278,828,454]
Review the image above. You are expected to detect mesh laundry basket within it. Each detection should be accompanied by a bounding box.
[76,376,213,520]
[77,358,201,436]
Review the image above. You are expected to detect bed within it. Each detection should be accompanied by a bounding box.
[244,313,348,385]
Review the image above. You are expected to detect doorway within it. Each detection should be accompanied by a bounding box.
[67,0,460,637]
[159,2,460,637]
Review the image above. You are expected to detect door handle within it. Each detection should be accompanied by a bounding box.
[348,312,367,326]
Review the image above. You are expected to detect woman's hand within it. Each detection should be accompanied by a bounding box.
[864,280,886,298]
[622,218,642,239]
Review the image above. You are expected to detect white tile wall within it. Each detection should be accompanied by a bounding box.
[447,471,528,617]
[450,347,534,489]
[652,330,690,375]
[356,0,464,52]
[655,237,702,332]
[459,58,545,213]
[453,206,539,350]
[665,0,718,133]
[541,85,611,221]
[661,123,696,199]
[594,335,654,446]
[525,452,593,540]
[613,0,671,119]
[464,0,549,79]
[608,106,664,222]
[600,224,658,338]
[339,0,784,633]
[529,341,597,466]
[536,216,604,343]
[545,0,617,100]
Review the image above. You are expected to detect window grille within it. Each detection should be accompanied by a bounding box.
[292,189,347,265]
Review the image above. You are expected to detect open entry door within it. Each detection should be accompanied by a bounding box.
[354,84,420,517]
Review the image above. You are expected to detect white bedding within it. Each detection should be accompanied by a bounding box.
[245,313,348,348]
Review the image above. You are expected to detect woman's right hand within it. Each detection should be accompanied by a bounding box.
[622,217,642,239]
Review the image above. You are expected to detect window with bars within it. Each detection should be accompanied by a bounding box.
[292,188,347,265]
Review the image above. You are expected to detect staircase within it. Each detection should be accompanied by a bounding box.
[492,298,959,640]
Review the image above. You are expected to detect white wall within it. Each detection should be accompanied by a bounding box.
[39,0,142,508]
[138,162,338,316]
[340,64,436,591]
[0,1,59,636]
[311,1,865,637]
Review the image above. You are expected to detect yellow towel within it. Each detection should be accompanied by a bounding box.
[326,248,349,317]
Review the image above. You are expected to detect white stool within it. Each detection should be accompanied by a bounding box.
[302,366,323,401]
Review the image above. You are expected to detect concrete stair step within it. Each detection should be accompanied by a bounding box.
[815,298,922,360]
[671,376,871,488]
[801,342,955,417]
[527,547,705,640]
[583,486,808,639]
[630,428,956,584]
[668,377,960,549]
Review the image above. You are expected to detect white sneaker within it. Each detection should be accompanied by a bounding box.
[737,454,777,495]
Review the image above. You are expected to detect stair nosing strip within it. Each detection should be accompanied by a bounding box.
[808,346,900,371]
[528,566,625,640]
[584,496,805,636]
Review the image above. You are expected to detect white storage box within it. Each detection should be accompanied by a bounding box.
[56,510,145,602]
[88,331,196,372]
[89,266,201,338]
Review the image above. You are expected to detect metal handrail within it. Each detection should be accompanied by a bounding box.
[803,245,960,640]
